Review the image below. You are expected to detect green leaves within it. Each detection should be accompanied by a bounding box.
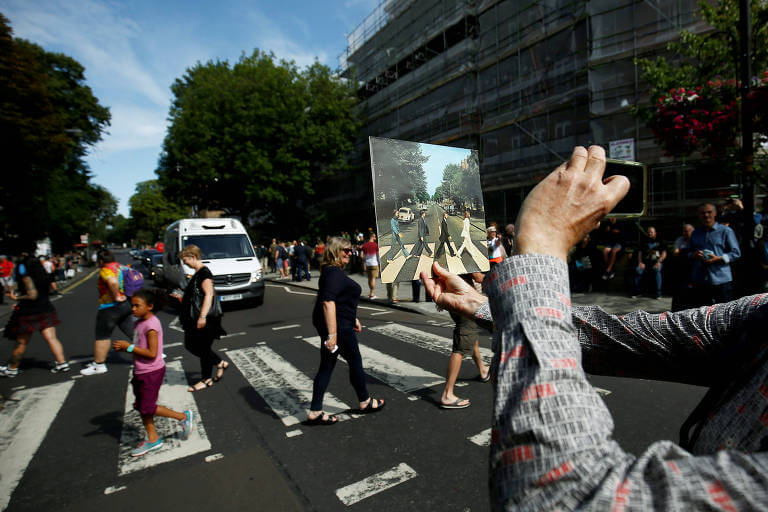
[157,50,359,227]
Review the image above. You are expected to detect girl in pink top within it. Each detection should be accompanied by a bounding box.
[112,289,194,457]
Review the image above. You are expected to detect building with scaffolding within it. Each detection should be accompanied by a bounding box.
[339,0,738,226]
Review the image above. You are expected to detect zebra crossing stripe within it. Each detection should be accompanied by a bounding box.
[117,360,211,476]
[368,323,493,364]
[302,336,444,393]
[411,244,436,281]
[227,346,355,426]
[0,381,74,512]
[335,462,418,506]
[468,428,491,447]
[443,250,467,275]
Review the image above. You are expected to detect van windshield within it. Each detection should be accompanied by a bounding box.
[182,234,255,259]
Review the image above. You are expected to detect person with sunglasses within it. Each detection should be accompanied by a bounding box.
[308,237,385,425]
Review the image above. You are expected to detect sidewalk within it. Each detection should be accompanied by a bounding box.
[264,268,673,317]
[0,267,99,321]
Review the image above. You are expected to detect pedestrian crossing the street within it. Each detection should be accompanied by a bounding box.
[117,360,210,476]
[379,239,488,282]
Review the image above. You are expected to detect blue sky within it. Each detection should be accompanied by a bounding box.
[3,0,379,215]
[421,143,472,196]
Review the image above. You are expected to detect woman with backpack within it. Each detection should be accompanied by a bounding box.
[81,249,135,376]
[2,254,70,377]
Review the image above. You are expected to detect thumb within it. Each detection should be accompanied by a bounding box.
[431,261,450,279]
[602,175,631,213]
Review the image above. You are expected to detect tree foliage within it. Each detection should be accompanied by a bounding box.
[432,151,482,209]
[156,50,359,227]
[636,0,768,157]
[371,138,430,211]
[0,14,111,252]
[129,180,189,243]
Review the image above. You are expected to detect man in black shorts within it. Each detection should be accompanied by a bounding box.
[81,250,133,376]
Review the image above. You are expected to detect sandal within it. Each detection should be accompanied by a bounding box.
[214,361,229,382]
[358,398,386,414]
[187,379,213,392]
[306,412,338,426]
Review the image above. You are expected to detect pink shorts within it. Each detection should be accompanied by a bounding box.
[132,366,165,416]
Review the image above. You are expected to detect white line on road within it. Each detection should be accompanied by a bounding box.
[104,485,127,495]
[11,386,25,391]
[335,463,418,506]
[227,346,356,427]
[302,336,444,394]
[272,324,300,331]
[68,356,93,364]
[286,430,303,438]
[0,381,74,511]
[70,375,83,380]
[221,332,247,338]
[263,285,317,296]
[358,305,385,312]
[468,428,491,447]
[205,453,224,463]
[594,387,612,396]
[117,360,211,476]
[169,317,185,332]
[370,311,392,316]
[164,342,183,349]
[407,395,419,401]
[369,323,493,364]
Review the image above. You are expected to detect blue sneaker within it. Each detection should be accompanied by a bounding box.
[181,410,194,440]
[131,437,163,457]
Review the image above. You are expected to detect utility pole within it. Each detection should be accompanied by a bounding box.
[739,0,754,240]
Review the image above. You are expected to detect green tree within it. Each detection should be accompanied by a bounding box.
[156,51,359,230]
[0,14,110,252]
[129,180,190,243]
[371,138,429,211]
[636,0,768,157]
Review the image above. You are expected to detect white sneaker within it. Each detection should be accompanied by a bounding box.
[80,363,107,376]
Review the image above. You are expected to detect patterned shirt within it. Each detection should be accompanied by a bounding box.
[477,254,768,511]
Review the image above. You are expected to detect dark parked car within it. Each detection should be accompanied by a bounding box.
[149,253,164,283]
[140,249,160,269]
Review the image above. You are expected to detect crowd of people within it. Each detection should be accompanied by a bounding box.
[5,146,768,506]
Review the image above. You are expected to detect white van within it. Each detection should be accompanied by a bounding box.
[161,218,264,306]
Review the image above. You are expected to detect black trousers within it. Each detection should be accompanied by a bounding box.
[184,327,222,380]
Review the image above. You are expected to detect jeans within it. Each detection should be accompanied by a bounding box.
[310,329,369,411]
[296,261,310,281]
[634,264,662,297]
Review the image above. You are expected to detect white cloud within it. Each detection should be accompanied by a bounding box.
[243,8,328,68]
[5,0,169,107]
[95,104,167,155]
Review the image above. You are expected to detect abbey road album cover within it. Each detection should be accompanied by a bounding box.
[370,136,490,284]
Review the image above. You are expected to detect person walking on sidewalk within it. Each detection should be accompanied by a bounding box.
[439,273,490,409]
[179,245,228,392]
[81,250,133,376]
[1,254,70,377]
[112,289,194,456]
[308,237,386,425]
[360,233,380,299]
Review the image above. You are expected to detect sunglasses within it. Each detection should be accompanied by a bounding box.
[342,248,353,254]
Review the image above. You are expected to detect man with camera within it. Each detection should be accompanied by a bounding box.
[690,202,740,306]
[422,146,768,510]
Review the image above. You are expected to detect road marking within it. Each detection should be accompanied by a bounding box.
[468,428,491,447]
[272,324,300,331]
[407,395,419,401]
[205,453,224,463]
[70,375,83,380]
[379,243,415,282]
[335,463,418,506]
[104,485,127,495]
[221,331,247,338]
[411,245,436,281]
[286,429,303,438]
[302,336,443,394]
[117,360,211,476]
[358,305,385,312]
[594,387,612,396]
[164,342,183,349]
[228,346,356,427]
[68,356,95,365]
[370,311,392,316]
[169,317,185,332]
[269,285,316,296]
[11,386,25,391]
[443,248,467,275]
[0,381,74,511]
[59,268,99,293]
[369,323,492,364]
[294,335,303,339]
[173,356,183,360]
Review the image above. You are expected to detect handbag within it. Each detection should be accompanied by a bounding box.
[189,276,222,321]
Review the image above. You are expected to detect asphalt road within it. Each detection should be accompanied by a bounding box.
[0,251,707,511]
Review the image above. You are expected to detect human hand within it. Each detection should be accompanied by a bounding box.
[354,318,362,332]
[197,317,207,329]
[514,146,629,261]
[638,262,646,270]
[421,262,487,319]
[112,340,130,351]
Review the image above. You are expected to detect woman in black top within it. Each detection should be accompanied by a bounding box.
[2,254,69,377]
[179,244,227,391]
[308,237,385,425]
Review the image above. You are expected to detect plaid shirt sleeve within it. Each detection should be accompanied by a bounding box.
[486,254,768,511]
